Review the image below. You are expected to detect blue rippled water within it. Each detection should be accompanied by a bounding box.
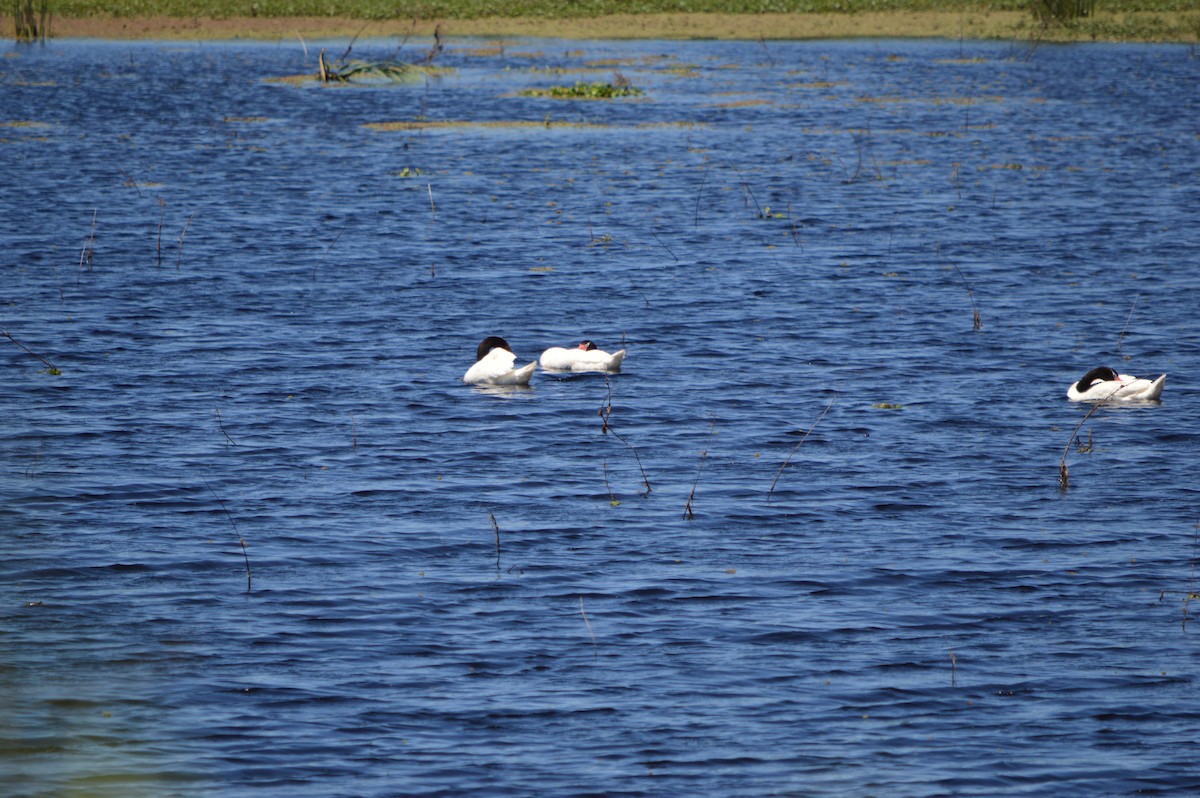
[2,34,1199,796]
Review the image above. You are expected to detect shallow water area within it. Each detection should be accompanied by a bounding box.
[2,35,1199,796]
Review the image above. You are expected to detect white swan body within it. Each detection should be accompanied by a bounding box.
[1067,366,1165,402]
[464,337,536,386]
[540,341,626,372]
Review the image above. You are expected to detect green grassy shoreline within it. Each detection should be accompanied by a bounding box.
[7,1,1200,41]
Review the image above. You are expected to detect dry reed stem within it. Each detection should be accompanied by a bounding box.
[768,400,834,501]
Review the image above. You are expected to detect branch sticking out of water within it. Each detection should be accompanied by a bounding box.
[202,476,252,593]
[768,400,834,501]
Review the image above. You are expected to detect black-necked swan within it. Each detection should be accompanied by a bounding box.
[463,336,536,385]
[1067,366,1165,402]
[540,340,626,372]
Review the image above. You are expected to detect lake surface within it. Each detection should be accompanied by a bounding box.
[2,33,1199,796]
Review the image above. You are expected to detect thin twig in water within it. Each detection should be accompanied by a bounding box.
[768,400,834,501]
[427,184,436,219]
[650,229,679,263]
[683,421,717,520]
[579,596,598,660]
[946,643,958,687]
[732,164,764,217]
[1,329,59,372]
[1117,294,1139,354]
[598,377,651,496]
[202,476,252,593]
[950,261,982,331]
[214,407,237,446]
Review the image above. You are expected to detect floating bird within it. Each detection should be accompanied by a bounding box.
[463,336,536,385]
[540,340,626,372]
[1066,366,1165,402]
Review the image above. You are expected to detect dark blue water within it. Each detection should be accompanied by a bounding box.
[2,35,1199,796]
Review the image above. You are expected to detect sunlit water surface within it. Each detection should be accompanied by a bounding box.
[2,35,1199,796]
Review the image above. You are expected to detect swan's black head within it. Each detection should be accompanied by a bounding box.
[1075,366,1120,392]
[476,336,512,362]
[578,340,597,351]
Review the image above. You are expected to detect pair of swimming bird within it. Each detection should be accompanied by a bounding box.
[463,336,626,385]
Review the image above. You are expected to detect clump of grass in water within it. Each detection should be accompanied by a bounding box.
[522,82,642,99]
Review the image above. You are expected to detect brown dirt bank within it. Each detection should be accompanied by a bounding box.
[6,11,1198,43]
